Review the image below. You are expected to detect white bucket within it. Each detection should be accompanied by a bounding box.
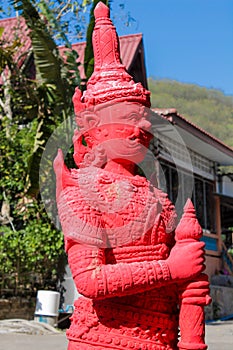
[34,315,58,327]
[34,290,60,326]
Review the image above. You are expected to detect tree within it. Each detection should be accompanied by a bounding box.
[0,0,96,296]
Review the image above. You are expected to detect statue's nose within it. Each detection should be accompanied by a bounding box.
[138,119,152,132]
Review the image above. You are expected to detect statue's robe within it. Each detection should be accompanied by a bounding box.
[56,166,179,350]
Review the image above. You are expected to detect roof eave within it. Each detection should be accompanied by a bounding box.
[152,108,233,166]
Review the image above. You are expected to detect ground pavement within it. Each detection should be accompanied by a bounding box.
[0,321,233,350]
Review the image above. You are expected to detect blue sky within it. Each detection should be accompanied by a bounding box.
[2,0,233,95]
[114,0,233,96]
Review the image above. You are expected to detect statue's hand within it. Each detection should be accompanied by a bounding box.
[166,241,206,281]
[179,273,212,305]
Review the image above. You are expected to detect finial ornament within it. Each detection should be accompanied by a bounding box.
[175,198,203,241]
[94,1,110,19]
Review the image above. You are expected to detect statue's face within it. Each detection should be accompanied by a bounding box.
[83,102,152,164]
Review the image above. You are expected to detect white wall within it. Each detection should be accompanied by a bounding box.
[221,175,233,198]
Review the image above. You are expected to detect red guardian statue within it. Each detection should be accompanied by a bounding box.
[54,2,211,349]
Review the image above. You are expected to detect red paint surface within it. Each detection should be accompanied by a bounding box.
[54,2,211,349]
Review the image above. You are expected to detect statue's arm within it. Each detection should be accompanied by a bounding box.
[67,242,169,299]
[67,240,205,300]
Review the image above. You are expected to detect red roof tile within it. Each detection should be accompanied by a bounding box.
[118,34,143,70]
[0,16,31,68]
[59,33,143,80]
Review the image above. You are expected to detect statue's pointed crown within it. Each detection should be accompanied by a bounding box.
[73,1,151,115]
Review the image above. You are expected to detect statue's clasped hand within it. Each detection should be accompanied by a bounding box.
[178,273,212,306]
[166,241,206,281]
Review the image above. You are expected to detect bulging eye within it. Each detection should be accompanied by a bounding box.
[129,113,140,122]
[87,115,99,128]
[80,112,100,130]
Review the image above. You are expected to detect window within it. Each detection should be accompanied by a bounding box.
[194,178,205,228]
[205,182,215,232]
[159,161,216,232]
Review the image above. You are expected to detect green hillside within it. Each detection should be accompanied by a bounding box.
[148,79,233,148]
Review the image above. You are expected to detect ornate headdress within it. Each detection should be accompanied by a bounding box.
[72,2,151,167]
[73,1,151,120]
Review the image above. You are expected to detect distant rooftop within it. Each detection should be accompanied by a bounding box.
[59,33,144,81]
[152,108,233,166]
